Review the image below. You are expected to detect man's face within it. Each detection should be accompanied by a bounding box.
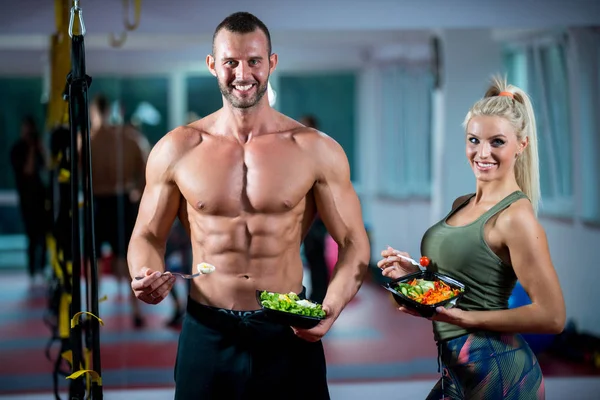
[208,29,277,109]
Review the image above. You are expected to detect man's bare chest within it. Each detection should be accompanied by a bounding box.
[174,145,316,216]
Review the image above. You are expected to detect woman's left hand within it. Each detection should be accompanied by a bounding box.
[398,306,472,328]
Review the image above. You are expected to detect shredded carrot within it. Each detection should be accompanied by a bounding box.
[413,280,461,305]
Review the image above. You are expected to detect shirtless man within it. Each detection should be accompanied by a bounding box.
[127,12,370,399]
[90,94,148,327]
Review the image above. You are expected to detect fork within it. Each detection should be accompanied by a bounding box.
[385,246,426,271]
[395,254,426,272]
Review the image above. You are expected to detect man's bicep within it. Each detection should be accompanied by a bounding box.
[318,181,365,245]
[314,144,365,245]
[132,147,180,243]
[135,181,180,239]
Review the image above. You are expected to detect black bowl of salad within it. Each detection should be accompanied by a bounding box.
[256,290,326,329]
[382,270,468,318]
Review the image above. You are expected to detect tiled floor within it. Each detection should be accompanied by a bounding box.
[3,378,600,400]
[0,268,598,397]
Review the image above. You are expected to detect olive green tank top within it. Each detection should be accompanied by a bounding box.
[420,190,528,342]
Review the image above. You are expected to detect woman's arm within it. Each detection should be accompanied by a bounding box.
[434,200,566,334]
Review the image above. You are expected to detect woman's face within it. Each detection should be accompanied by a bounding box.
[465,115,527,183]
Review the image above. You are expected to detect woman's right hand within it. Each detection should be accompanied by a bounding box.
[377,246,419,279]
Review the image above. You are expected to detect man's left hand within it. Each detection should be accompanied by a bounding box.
[292,304,336,342]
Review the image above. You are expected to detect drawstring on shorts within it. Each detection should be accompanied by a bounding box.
[437,342,445,399]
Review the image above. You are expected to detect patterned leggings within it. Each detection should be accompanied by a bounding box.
[427,332,545,400]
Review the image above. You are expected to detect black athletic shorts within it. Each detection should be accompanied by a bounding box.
[174,290,330,399]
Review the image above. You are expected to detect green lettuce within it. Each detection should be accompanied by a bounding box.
[259,291,326,318]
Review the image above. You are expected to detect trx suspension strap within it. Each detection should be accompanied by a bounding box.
[63,1,104,398]
[45,1,74,398]
[47,125,73,400]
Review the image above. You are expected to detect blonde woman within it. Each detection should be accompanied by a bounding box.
[378,77,565,399]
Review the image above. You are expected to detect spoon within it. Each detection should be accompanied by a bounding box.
[134,262,216,280]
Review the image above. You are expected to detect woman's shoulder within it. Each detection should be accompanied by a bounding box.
[496,197,539,236]
[451,193,474,210]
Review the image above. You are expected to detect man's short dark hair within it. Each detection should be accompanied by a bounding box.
[92,93,110,115]
[212,12,272,56]
[301,115,319,130]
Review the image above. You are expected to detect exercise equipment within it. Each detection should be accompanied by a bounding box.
[64,1,104,398]
[44,1,104,398]
[109,0,142,48]
[44,1,76,398]
[45,125,74,400]
[509,281,556,354]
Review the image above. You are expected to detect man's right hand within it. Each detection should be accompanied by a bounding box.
[131,267,176,305]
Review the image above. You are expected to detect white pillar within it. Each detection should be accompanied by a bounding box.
[268,71,280,110]
[356,64,381,228]
[168,71,187,130]
[430,88,446,224]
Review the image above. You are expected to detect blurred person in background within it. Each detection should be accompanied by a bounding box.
[10,115,49,286]
[90,93,148,328]
[299,114,329,304]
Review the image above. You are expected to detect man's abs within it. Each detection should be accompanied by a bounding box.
[186,211,309,310]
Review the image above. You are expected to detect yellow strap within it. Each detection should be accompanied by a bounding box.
[63,350,103,386]
[51,152,63,168]
[84,348,92,393]
[52,258,64,281]
[123,0,142,31]
[61,349,73,364]
[48,236,65,282]
[58,168,70,182]
[59,293,72,339]
[46,234,55,254]
[46,0,71,131]
[71,311,105,328]
[63,349,102,386]
[66,369,102,385]
[47,235,57,269]
[108,0,142,48]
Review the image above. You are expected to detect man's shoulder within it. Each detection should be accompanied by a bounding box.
[158,124,204,151]
[297,129,346,163]
[286,120,341,153]
[144,126,198,170]
[285,122,349,177]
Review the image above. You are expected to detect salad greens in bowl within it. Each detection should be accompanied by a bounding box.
[257,290,326,329]
[383,270,468,318]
